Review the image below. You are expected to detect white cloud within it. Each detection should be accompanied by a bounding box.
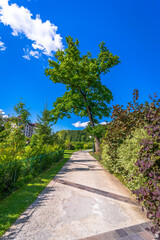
[0,0,63,58]
[72,121,108,128]
[23,54,30,60]
[100,122,108,125]
[0,37,6,51]
[0,109,8,118]
[29,50,41,58]
[72,121,89,128]
[23,47,41,60]
[23,47,30,60]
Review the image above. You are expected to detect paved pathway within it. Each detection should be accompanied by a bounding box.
[1,151,155,240]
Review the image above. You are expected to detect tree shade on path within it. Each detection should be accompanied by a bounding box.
[1,151,154,240]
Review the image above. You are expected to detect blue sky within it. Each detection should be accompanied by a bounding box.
[0,0,160,132]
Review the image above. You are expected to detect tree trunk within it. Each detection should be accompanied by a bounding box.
[80,91,101,152]
[95,136,100,153]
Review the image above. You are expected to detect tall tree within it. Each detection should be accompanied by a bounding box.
[14,99,31,124]
[35,104,54,145]
[45,36,120,152]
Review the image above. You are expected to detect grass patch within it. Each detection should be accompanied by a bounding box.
[90,152,101,161]
[0,150,75,237]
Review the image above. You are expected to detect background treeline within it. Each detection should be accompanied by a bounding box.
[55,129,93,150]
[55,129,91,143]
[98,90,160,236]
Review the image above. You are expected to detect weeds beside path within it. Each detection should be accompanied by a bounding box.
[0,150,74,237]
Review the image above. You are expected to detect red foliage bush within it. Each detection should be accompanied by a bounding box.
[133,94,160,237]
[102,90,160,237]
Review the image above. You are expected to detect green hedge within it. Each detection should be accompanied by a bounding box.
[0,150,64,199]
[101,128,149,190]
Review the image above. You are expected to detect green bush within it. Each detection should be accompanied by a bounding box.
[24,143,61,158]
[65,140,75,150]
[100,91,160,235]
[117,128,149,190]
[74,142,84,150]
[0,160,21,197]
[83,142,93,149]
[101,142,117,172]
[0,150,64,199]
[101,128,149,190]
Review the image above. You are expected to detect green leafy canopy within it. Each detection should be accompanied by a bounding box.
[45,36,120,124]
[14,99,31,124]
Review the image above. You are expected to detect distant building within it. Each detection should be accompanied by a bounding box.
[9,118,36,138]
[23,123,36,138]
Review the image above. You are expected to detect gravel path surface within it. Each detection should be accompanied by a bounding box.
[1,151,151,240]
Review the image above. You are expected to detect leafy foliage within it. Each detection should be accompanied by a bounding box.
[74,141,84,150]
[0,100,30,166]
[0,124,26,163]
[0,101,64,200]
[86,123,106,139]
[133,95,160,236]
[14,99,31,124]
[35,104,54,145]
[100,90,160,236]
[64,139,93,150]
[83,142,93,149]
[117,128,149,190]
[45,36,120,151]
[0,150,64,199]
[55,129,90,143]
[64,140,75,150]
[102,89,149,169]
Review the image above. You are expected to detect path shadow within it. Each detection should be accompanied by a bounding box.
[56,179,137,206]
[59,167,105,173]
[69,159,97,163]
